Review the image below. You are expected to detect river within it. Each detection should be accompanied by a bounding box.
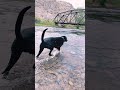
[35,26,85,90]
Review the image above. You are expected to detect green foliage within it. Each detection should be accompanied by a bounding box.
[35,18,56,27]
[74,9,85,29]
[75,9,85,25]
[35,18,85,30]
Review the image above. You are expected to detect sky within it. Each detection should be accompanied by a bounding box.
[57,0,85,9]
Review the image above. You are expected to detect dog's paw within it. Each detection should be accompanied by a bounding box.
[2,75,7,79]
[2,72,9,79]
[36,56,39,58]
[49,54,53,56]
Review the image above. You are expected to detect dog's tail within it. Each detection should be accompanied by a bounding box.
[15,6,31,40]
[41,28,48,42]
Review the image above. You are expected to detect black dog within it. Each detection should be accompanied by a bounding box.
[36,28,67,57]
[2,6,35,77]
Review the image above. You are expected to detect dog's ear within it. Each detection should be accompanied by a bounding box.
[62,36,67,42]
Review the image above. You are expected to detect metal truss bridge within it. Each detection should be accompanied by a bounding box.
[54,9,85,25]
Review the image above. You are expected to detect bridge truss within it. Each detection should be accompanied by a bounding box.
[54,9,85,25]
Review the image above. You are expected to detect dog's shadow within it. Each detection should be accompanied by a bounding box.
[35,50,63,71]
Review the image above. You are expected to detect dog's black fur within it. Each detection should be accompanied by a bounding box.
[2,6,35,77]
[36,29,67,57]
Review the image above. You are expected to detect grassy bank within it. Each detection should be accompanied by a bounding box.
[35,18,56,27]
[35,18,85,30]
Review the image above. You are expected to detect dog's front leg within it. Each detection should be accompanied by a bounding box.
[49,48,53,56]
[56,47,60,51]
[33,63,35,69]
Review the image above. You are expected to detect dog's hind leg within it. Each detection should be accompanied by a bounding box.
[36,44,44,58]
[2,50,22,76]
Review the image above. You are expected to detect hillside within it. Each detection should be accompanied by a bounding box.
[35,0,74,20]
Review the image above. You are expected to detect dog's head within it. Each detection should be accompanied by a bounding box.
[61,36,67,42]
